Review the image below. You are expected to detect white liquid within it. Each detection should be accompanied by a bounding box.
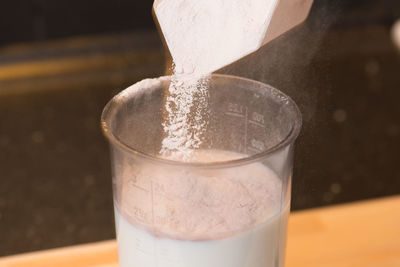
[114,150,289,267]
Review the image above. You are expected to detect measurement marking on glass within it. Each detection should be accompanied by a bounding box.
[249,120,265,128]
[135,237,151,254]
[151,181,155,225]
[247,146,262,154]
[251,138,265,151]
[129,180,150,193]
[244,107,248,154]
[133,207,149,223]
[226,102,245,118]
[249,111,265,128]
[225,111,244,118]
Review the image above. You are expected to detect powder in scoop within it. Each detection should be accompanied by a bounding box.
[155,0,276,75]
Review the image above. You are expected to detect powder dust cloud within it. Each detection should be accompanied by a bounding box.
[215,1,342,208]
[220,1,340,125]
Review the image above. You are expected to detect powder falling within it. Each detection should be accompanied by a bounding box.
[160,74,210,160]
[156,0,278,159]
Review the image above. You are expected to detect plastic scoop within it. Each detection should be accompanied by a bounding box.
[153,0,314,74]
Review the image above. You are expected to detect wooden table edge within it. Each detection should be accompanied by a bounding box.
[1,195,399,267]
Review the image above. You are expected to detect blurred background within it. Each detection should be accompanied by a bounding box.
[0,0,399,257]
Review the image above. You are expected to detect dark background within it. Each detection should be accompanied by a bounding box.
[1,0,400,46]
[0,0,399,258]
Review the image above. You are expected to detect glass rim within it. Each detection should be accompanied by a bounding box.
[101,74,302,169]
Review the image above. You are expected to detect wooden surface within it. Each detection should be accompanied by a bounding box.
[1,195,399,267]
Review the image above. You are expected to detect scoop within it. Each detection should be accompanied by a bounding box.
[153,0,314,74]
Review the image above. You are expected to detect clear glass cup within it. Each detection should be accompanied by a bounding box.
[101,74,302,267]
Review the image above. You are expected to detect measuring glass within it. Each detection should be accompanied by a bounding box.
[101,74,302,267]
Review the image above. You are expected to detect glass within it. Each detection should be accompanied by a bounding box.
[101,74,302,267]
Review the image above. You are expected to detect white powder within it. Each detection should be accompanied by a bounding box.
[160,74,210,160]
[155,0,277,76]
[156,0,277,159]
[116,150,283,240]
